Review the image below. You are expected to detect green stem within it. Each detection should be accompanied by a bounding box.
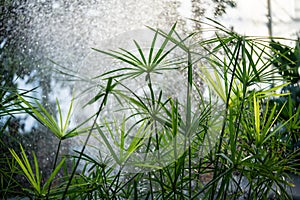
[62,78,112,199]
[109,168,122,196]
[209,38,242,200]
[187,49,193,198]
[46,139,62,199]
[147,74,165,199]
[149,172,154,200]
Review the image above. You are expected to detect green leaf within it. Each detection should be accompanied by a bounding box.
[18,95,89,140]
[253,93,261,143]
[43,158,66,191]
[96,124,121,165]
[9,145,41,195]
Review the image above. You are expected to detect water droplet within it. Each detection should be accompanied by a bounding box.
[0,38,7,49]
[52,1,60,9]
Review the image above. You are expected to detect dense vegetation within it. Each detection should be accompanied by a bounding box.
[1,20,300,199]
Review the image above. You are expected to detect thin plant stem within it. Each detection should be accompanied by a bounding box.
[134,177,138,199]
[149,172,154,200]
[115,173,139,194]
[62,78,112,199]
[147,73,165,199]
[46,139,62,199]
[109,168,122,196]
[185,49,193,198]
[180,48,193,199]
[233,38,249,145]
[209,38,242,200]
